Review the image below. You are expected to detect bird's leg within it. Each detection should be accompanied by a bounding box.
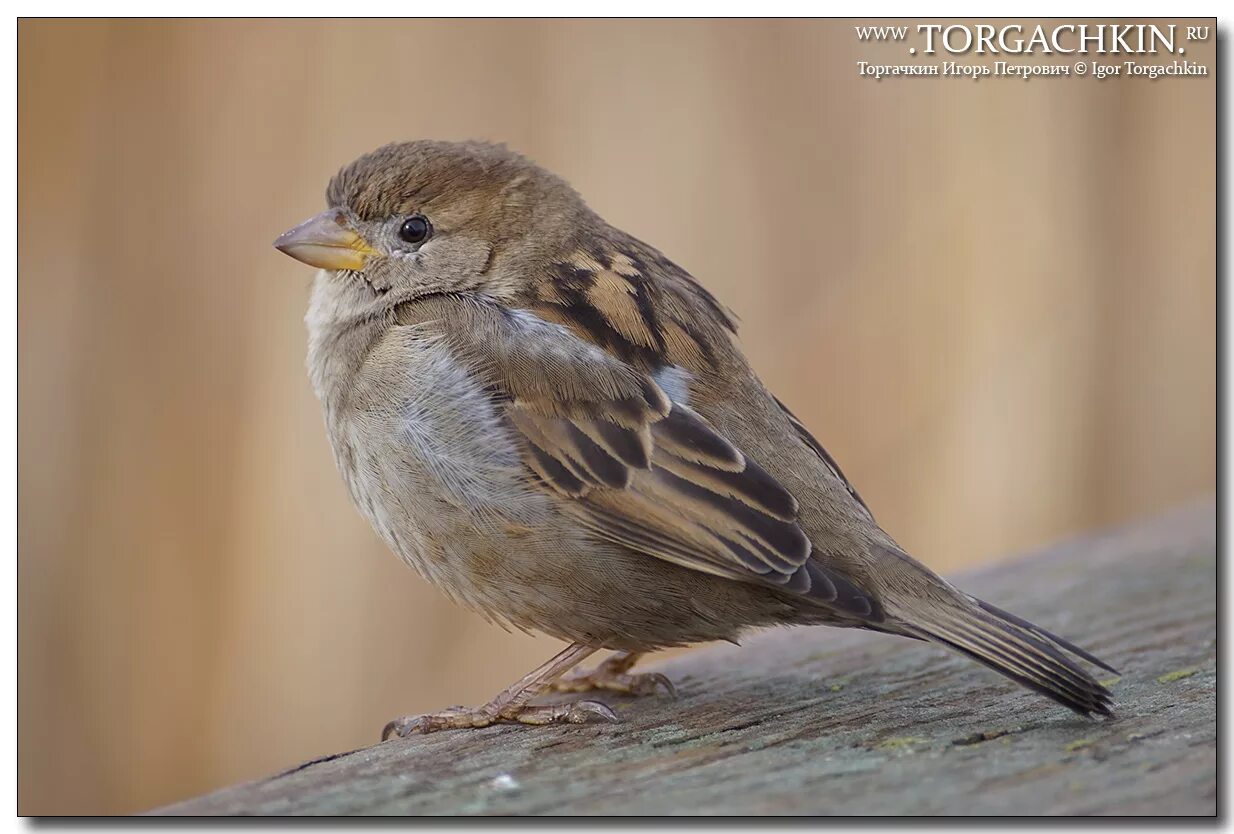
[551,651,677,698]
[381,642,618,739]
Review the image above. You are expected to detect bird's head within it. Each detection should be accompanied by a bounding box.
[274,140,588,306]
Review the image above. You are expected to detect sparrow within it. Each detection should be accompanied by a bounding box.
[274,140,1116,737]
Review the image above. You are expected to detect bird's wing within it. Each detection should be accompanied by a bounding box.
[772,396,874,521]
[395,287,877,618]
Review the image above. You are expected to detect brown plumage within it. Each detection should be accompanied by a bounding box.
[274,140,1116,736]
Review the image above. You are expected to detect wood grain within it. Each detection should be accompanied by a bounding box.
[156,501,1215,816]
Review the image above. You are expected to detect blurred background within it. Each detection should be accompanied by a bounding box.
[19,19,1214,814]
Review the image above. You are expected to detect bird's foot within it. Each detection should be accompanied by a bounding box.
[551,651,677,698]
[381,699,618,740]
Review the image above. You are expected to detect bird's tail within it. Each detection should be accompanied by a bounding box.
[902,596,1118,717]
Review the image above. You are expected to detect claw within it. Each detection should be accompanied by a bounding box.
[645,673,678,699]
[381,719,400,741]
[571,699,620,724]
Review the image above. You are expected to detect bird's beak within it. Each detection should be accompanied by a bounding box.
[273,210,379,271]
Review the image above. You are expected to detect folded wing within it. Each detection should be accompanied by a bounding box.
[396,292,877,618]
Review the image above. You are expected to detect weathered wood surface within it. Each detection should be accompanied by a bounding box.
[158,501,1216,816]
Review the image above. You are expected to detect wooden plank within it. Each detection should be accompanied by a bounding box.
[156,500,1216,816]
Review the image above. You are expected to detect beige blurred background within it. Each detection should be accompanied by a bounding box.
[19,19,1214,814]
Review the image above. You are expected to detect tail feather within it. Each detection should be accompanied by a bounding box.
[971,597,1119,675]
[907,599,1115,718]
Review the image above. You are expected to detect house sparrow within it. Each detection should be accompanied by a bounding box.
[274,140,1116,737]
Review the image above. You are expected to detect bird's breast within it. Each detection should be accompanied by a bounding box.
[323,324,554,592]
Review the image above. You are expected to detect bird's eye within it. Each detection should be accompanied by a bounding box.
[398,215,431,245]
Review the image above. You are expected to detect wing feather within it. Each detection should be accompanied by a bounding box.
[394,275,877,618]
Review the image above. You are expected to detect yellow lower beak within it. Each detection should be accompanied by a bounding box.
[274,210,379,271]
